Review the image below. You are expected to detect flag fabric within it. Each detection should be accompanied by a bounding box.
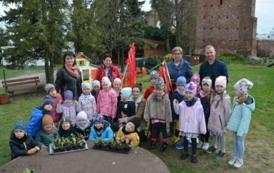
[124,44,136,87]
[159,61,172,94]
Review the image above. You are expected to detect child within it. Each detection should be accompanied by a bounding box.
[173,82,206,163]
[196,77,212,150]
[75,111,92,140]
[113,78,122,97]
[56,90,81,126]
[117,87,136,126]
[191,74,201,94]
[9,121,40,159]
[144,77,172,151]
[207,76,231,159]
[91,80,100,102]
[144,70,158,100]
[96,77,117,123]
[171,76,186,149]
[88,114,114,141]
[44,83,63,124]
[115,117,141,146]
[58,116,77,138]
[227,78,255,168]
[35,114,59,147]
[26,98,53,138]
[78,82,97,120]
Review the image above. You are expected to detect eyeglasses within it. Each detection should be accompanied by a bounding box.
[173,53,182,55]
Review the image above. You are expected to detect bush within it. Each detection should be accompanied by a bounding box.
[144,56,161,71]
[216,53,260,64]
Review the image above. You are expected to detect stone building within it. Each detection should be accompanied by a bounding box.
[146,0,257,57]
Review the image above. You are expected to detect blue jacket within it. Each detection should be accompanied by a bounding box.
[167,59,193,83]
[227,96,255,137]
[199,59,228,88]
[26,107,44,137]
[88,120,114,141]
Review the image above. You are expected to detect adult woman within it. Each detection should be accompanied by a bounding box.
[95,54,122,84]
[119,83,147,141]
[55,51,82,100]
[167,47,193,87]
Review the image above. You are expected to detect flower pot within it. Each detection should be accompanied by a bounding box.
[0,95,10,104]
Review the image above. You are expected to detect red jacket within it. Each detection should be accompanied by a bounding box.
[144,86,154,100]
[95,64,122,83]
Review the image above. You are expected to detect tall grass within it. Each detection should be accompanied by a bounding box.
[0,64,273,173]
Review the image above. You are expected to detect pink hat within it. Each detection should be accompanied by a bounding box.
[185,82,197,95]
[102,77,111,86]
[191,74,200,83]
[215,76,227,88]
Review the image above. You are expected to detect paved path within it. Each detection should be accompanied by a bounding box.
[0,141,170,173]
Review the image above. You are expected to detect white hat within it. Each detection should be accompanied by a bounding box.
[234,78,253,94]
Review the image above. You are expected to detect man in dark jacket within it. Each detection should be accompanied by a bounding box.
[199,45,228,89]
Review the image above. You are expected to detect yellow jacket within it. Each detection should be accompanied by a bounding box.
[115,127,140,146]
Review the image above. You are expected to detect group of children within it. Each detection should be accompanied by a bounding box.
[9,71,255,168]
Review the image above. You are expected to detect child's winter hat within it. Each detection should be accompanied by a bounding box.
[202,77,212,86]
[113,78,122,84]
[185,82,197,95]
[42,114,54,127]
[64,90,73,100]
[215,76,227,88]
[77,111,89,121]
[13,121,28,133]
[60,116,71,124]
[150,70,158,80]
[92,80,100,88]
[176,76,186,85]
[154,77,165,90]
[42,98,53,107]
[102,77,111,86]
[44,83,55,94]
[191,74,200,83]
[82,82,91,91]
[121,87,132,99]
[128,117,141,131]
[234,78,253,94]
[92,114,104,123]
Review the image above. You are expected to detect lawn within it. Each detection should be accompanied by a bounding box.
[0,64,273,173]
[0,67,44,80]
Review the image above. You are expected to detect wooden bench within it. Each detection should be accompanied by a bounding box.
[2,77,44,96]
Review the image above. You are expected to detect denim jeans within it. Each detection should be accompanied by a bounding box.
[232,132,246,159]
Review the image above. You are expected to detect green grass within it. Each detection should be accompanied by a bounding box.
[0,67,44,80]
[0,64,273,173]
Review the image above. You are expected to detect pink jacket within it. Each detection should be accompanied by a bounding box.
[46,95,62,123]
[173,99,206,134]
[208,93,231,133]
[96,88,117,119]
[78,94,97,120]
[56,102,81,125]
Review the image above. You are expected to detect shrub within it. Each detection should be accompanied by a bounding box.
[144,56,161,71]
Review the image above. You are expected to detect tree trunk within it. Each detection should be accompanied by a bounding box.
[44,55,50,83]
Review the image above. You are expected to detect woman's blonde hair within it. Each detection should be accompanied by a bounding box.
[172,46,183,54]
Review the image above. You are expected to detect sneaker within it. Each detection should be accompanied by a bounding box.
[234,159,244,168]
[207,146,217,153]
[216,151,226,159]
[173,142,184,149]
[197,142,203,149]
[180,152,189,160]
[228,157,237,166]
[202,142,209,150]
[159,142,168,152]
[191,155,198,163]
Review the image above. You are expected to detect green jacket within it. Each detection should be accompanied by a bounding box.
[35,129,59,146]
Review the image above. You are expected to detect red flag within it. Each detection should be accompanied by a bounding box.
[159,62,172,94]
[125,44,136,87]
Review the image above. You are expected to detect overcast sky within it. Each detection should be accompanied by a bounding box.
[0,0,273,35]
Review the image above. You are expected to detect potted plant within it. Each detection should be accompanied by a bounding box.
[116,140,124,151]
[101,140,109,150]
[94,140,102,148]
[0,92,10,104]
[109,140,117,150]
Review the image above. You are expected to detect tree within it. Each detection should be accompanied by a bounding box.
[0,0,68,83]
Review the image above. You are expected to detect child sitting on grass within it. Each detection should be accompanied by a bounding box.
[10,121,40,159]
[88,114,113,141]
[35,114,58,148]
